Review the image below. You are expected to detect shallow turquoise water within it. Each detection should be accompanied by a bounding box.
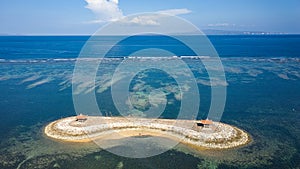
[0,36,299,168]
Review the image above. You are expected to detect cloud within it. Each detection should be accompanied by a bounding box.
[85,0,123,22]
[85,0,191,25]
[124,16,160,26]
[119,8,191,26]
[207,23,236,27]
[157,8,192,16]
[131,16,160,26]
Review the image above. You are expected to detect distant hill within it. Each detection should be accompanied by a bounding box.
[0,30,290,36]
[202,29,287,35]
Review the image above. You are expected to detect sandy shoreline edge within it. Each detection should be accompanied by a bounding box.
[44,116,251,150]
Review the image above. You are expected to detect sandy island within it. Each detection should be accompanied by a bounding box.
[44,116,250,150]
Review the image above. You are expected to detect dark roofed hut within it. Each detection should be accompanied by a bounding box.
[197,119,213,128]
[76,114,88,122]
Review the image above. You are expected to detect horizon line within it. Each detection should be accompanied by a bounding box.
[0,33,298,36]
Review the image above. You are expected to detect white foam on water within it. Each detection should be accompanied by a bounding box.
[277,73,290,80]
[26,78,52,89]
[21,75,41,84]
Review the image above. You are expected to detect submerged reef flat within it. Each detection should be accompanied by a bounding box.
[44,116,250,149]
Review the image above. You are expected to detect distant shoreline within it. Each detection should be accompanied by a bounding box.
[44,116,251,150]
[1,34,299,37]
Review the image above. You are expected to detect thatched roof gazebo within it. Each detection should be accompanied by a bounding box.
[196,119,213,128]
[75,114,88,122]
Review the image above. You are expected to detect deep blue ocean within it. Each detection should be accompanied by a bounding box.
[0,35,299,169]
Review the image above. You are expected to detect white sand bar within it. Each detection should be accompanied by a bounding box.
[44,116,250,149]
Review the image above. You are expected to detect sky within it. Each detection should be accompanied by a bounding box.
[0,0,299,35]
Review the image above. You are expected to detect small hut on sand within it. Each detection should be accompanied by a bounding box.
[197,119,213,128]
[75,114,88,122]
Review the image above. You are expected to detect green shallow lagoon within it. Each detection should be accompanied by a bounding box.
[0,57,299,169]
[0,36,299,169]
